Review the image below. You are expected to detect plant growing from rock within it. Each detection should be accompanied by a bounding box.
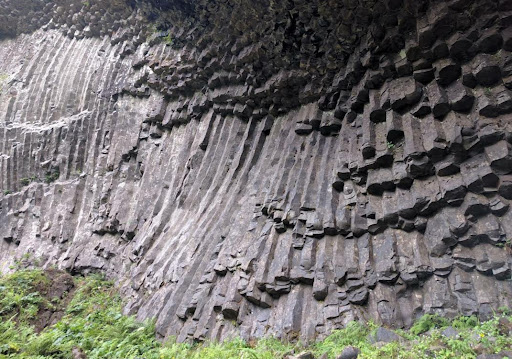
[44,170,60,184]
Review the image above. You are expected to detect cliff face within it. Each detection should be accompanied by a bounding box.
[1,0,512,343]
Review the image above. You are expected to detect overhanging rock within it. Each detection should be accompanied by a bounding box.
[0,0,511,343]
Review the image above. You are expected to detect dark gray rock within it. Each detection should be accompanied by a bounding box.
[293,352,315,359]
[368,327,401,344]
[476,354,509,359]
[499,176,512,199]
[436,60,462,87]
[1,0,512,345]
[337,346,360,359]
[441,326,459,339]
[474,56,502,87]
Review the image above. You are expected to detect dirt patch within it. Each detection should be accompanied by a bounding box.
[31,269,76,333]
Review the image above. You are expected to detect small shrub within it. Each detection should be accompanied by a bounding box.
[163,33,174,45]
[452,315,479,330]
[44,170,60,184]
[498,306,511,316]
[410,314,450,335]
[20,178,30,186]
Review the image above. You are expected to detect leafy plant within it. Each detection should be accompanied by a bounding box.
[0,270,48,323]
[498,306,511,316]
[0,270,511,359]
[163,33,174,45]
[20,174,43,186]
[452,315,479,330]
[44,170,60,184]
[410,313,450,335]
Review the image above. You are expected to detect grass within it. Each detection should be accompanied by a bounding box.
[0,269,511,358]
[0,270,49,323]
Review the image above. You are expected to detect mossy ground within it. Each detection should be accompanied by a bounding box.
[0,269,511,359]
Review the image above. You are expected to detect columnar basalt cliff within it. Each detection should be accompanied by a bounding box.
[1,0,512,343]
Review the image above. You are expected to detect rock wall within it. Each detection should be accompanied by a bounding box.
[1,0,512,343]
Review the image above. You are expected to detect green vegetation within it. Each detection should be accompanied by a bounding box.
[19,178,31,186]
[146,25,174,46]
[409,313,450,335]
[0,269,511,359]
[496,238,512,250]
[19,175,39,187]
[18,170,59,188]
[44,170,60,184]
[163,33,174,46]
[3,190,12,195]
[19,176,35,186]
[0,270,49,323]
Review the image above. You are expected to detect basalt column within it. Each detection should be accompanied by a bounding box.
[0,0,511,343]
